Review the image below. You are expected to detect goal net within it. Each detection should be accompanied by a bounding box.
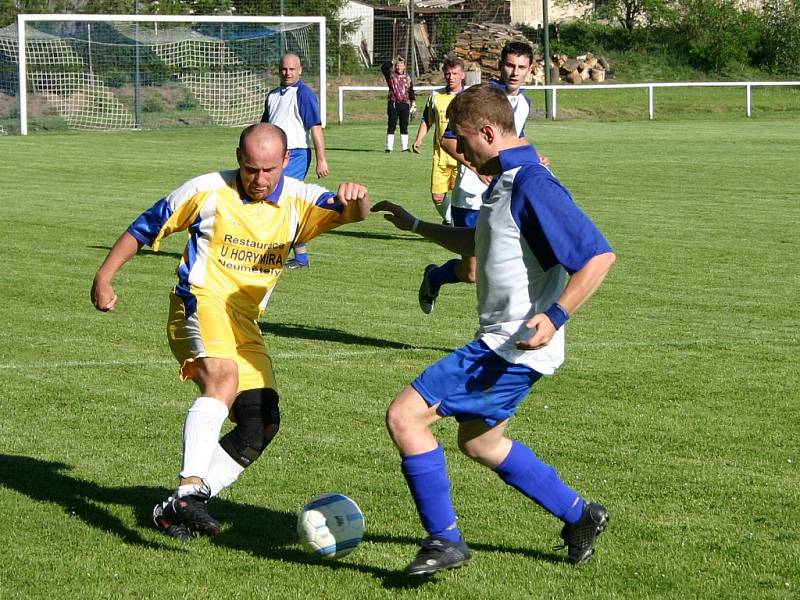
[1,15,326,134]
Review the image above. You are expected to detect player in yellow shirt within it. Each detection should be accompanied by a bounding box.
[411,55,465,225]
[91,123,370,540]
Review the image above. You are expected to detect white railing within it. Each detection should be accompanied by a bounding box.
[337,81,800,123]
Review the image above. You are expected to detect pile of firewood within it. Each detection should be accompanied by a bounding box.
[552,52,611,84]
[450,23,611,86]
[454,23,538,84]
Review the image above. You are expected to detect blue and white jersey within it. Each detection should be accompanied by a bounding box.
[474,145,612,374]
[451,80,532,210]
[261,80,321,150]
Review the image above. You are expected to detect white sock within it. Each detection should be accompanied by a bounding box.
[401,134,409,150]
[205,444,246,498]
[179,396,229,488]
[434,196,451,222]
[386,134,394,151]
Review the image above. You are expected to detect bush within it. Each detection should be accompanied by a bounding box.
[755,0,800,76]
[329,44,364,76]
[678,0,761,73]
[176,92,197,110]
[141,95,163,113]
[104,70,130,88]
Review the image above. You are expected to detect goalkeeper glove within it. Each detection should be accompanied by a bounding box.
[410,101,417,116]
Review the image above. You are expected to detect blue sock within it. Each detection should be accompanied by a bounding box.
[495,441,585,524]
[401,445,462,542]
[292,243,309,265]
[428,259,461,290]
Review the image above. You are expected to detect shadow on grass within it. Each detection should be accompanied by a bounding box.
[323,228,426,242]
[88,245,183,260]
[0,454,564,589]
[325,146,377,153]
[259,322,452,354]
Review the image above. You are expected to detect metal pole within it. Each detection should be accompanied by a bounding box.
[280,0,286,52]
[87,23,93,75]
[746,83,752,117]
[17,15,28,135]
[409,0,417,78]
[133,0,142,128]
[542,0,552,119]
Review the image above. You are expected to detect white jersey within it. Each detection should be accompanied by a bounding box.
[451,82,531,210]
[261,80,321,150]
[473,145,612,374]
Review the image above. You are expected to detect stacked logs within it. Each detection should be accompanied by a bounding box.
[451,23,611,86]
[453,23,537,84]
[552,52,610,84]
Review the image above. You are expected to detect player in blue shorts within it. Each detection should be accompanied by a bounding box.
[262,53,329,268]
[372,83,616,575]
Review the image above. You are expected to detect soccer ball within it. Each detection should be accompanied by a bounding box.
[297,493,365,560]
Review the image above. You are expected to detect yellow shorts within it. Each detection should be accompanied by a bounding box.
[430,163,458,195]
[167,292,276,393]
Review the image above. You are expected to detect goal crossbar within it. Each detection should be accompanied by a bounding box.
[15,13,327,134]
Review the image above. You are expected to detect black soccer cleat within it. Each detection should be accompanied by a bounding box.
[557,502,609,565]
[152,498,193,542]
[162,494,221,537]
[404,535,471,576]
[418,264,440,314]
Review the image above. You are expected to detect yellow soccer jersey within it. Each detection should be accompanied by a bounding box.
[424,88,459,168]
[128,170,341,319]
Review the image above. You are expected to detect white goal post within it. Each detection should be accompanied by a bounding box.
[10,14,326,135]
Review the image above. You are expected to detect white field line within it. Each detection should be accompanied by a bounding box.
[0,338,793,371]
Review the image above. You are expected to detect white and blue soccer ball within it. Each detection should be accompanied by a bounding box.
[297,493,365,559]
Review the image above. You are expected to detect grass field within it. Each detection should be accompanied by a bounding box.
[0,115,798,599]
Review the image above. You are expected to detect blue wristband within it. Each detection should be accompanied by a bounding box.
[543,303,569,330]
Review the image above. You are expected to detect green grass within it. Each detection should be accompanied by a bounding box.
[0,117,798,599]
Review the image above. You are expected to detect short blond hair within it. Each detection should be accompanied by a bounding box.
[441,54,465,72]
[446,83,515,135]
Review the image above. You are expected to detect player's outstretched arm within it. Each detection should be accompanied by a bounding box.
[412,120,429,153]
[371,200,475,256]
[91,231,143,312]
[333,182,370,224]
[310,125,329,178]
[515,251,616,351]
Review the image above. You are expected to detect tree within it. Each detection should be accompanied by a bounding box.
[594,0,677,30]
[678,0,760,73]
[756,0,800,75]
[232,0,357,73]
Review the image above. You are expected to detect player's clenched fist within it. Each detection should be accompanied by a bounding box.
[91,278,118,312]
[336,182,367,202]
[329,182,370,223]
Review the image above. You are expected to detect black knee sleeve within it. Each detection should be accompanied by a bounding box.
[220,388,280,468]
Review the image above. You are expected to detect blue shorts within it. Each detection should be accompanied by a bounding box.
[451,206,480,228]
[285,148,312,180]
[411,340,542,426]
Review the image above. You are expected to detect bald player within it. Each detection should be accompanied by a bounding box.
[91,123,370,541]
